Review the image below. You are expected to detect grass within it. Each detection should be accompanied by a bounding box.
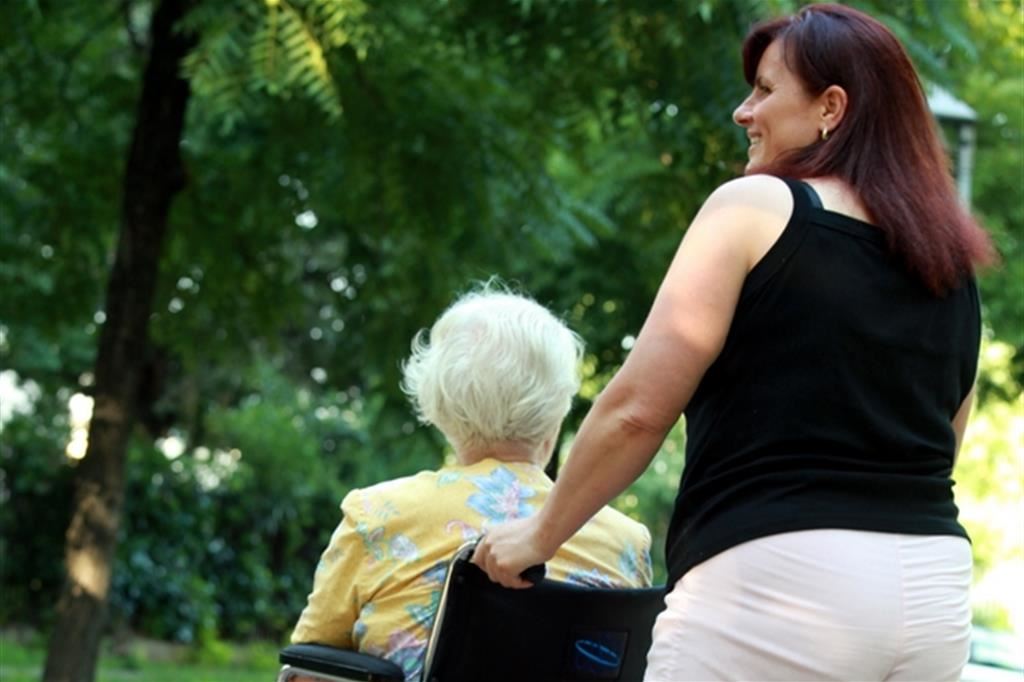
[0,633,281,682]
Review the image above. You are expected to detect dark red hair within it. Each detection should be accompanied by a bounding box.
[742,3,994,293]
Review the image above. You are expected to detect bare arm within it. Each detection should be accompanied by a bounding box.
[473,175,794,586]
[952,388,974,465]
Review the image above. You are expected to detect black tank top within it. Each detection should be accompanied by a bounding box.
[664,178,979,587]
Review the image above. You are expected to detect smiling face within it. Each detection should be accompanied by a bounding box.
[733,40,824,172]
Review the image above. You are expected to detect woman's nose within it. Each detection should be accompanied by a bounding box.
[733,98,752,126]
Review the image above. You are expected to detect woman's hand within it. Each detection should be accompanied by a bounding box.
[471,515,555,589]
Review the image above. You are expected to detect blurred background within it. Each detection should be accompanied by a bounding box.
[1,0,1020,680]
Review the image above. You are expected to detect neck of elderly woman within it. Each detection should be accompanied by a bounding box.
[456,438,552,468]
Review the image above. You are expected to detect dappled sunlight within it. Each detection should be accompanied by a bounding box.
[955,338,1024,632]
[295,209,318,229]
[156,435,245,490]
[979,340,1022,396]
[68,545,111,600]
[65,487,119,600]
[193,447,242,490]
[157,435,186,460]
[0,369,40,428]
[65,392,94,460]
[974,560,1024,634]
[160,443,244,490]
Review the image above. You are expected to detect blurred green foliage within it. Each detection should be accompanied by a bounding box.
[2,374,347,644]
[0,0,1019,645]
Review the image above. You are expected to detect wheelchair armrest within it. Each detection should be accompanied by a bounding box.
[279,643,405,682]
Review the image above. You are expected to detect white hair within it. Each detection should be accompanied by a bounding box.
[401,283,584,451]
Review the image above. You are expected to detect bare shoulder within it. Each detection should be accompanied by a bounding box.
[686,175,793,271]
[701,174,793,218]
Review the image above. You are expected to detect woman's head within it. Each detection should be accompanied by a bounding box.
[401,282,583,461]
[733,38,847,172]
[736,3,926,176]
[735,3,994,293]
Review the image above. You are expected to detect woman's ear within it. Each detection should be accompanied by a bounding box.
[821,84,848,130]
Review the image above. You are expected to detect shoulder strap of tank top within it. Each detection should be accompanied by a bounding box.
[739,178,816,301]
[791,178,823,209]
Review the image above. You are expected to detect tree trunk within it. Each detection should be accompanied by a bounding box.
[42,1,193,680]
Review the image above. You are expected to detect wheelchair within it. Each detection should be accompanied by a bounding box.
[278,541,665,682]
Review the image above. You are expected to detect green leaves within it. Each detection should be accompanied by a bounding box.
[183,0,374,131]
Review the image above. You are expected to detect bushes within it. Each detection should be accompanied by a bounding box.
[106,440,348,643]
[0,394,75,627]
[1,413,374,643]
[0,359,444,643]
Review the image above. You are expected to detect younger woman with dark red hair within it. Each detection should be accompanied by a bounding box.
[474,4,993,680]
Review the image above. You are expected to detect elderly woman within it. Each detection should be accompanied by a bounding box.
[290,284,652,682]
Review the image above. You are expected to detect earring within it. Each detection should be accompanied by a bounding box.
[821,126,829,141]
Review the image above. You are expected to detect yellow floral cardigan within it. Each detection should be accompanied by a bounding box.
[291,458,653,681]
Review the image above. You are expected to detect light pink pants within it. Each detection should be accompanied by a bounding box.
[645,530,972,682]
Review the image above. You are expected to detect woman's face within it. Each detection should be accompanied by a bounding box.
[733,40,822,171]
